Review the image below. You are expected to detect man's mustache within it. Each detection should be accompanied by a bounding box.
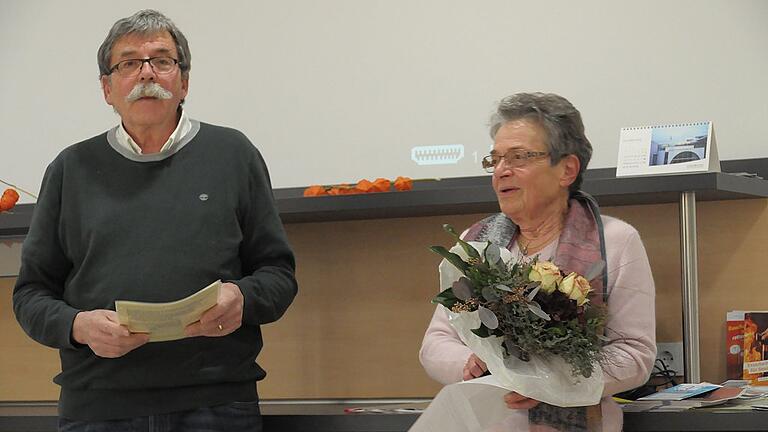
[125,82,173,102]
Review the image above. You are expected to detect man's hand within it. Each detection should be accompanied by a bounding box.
[185,282,244,337]
[504,392,541,410]
[462,353,488,380]
[72,310,149,358]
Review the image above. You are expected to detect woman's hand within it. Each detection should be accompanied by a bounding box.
[462,353,488,380]
[504,392,541,410]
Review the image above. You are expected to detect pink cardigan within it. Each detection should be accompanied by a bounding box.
[419,215,656,431]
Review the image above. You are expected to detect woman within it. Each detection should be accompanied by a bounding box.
[419,93,656,431]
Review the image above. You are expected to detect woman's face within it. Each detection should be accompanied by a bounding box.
[491,119,576,223]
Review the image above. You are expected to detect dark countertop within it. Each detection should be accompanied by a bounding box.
[0,402,419,432]
[3,401,768,432]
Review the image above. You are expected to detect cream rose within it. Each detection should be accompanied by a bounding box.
[529,261,562,294]
[559,272,592,306]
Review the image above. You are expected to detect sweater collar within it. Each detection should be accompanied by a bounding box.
[106,113,201,162]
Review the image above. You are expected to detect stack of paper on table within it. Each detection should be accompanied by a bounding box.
[624,383,745,412]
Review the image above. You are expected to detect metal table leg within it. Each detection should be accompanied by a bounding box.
[679,191,701,383]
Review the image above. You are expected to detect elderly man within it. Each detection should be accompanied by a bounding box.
[13,10,297,431]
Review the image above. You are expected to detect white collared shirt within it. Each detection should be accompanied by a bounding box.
[114,110,192,155]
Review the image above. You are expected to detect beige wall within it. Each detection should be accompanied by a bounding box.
[1,198,767,401]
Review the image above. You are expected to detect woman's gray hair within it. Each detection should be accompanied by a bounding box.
[97,9,191,79]
[489,92,592,193]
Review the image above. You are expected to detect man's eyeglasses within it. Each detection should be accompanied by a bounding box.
[108,57,179,77]
[481,150,550,173]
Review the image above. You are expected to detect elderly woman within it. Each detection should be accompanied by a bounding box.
[419,93,656,431]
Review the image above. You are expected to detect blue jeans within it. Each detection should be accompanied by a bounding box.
[58,401,262,432]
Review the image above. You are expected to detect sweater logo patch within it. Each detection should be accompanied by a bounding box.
[199,193,209,201]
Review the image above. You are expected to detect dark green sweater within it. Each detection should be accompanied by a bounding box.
[13,121,297,420]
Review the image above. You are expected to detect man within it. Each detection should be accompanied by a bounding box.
[13,10,297,431]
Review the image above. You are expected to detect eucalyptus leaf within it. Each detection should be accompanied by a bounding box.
[473,259,490,272]
[484,242,501,265]
[478,306,499,329]
[432,287,457,306]
[585,260,606,281]
[429,246,469,273]
[441,224,481,260]
[525,282,540,291]
[527,301,551,321]
[481,286,500,302]
[526,286,541,302]
[457,238,481,260]
[485,242,508,272]
[494,256,506,272]
[442,224,460,237]
[452,277,474,301]
[495,284,512,292]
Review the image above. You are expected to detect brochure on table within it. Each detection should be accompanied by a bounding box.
[638,383,721,401]
[616,121,719,177]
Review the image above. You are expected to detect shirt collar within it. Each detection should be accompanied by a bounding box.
[115,110,192,155]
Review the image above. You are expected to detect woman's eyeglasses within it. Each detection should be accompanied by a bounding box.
[481,150,550,173]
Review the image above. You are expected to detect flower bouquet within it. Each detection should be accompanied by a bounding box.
[431,224,608,411]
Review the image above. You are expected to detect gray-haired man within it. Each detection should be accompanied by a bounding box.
[13,10,297,430]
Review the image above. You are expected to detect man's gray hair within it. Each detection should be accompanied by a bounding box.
[97,9,191,79]
[489,93,592,193]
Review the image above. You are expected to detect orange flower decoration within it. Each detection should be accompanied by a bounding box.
[371,178,391,192]
[394,176,413,191]
[355,179,375,193]
[0,188,20,212]
[326,187,344,196]
[303,185,328,197]
[327,184,360,195]
[302,176,420,197]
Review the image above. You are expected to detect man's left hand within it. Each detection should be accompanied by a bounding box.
[504,392,541,410]
[185,282,244,337]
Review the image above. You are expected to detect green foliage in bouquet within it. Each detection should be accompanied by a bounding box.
[431,224,608,378]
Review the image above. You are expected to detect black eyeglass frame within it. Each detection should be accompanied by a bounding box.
[108,57,180,76]
[481,150,550,172]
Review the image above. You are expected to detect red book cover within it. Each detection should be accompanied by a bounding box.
[743,312,768,386]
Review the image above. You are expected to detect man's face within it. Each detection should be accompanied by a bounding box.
[100,31,188,129]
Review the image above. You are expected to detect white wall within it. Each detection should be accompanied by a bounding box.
[2,0,767,203]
